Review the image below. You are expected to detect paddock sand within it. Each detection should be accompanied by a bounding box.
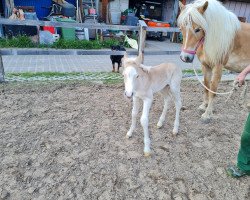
[0,80,249,200]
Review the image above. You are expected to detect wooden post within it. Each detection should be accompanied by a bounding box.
[102,0,108,23]
[0,55,5,82]
[138,20,147,63]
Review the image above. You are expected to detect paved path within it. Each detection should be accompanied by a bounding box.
[3,39,201,73]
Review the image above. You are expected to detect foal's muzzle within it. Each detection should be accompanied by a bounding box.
[124,91,133,98]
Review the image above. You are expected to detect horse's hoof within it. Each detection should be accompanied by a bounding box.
[201,115,212,124]
[144,152,151,157]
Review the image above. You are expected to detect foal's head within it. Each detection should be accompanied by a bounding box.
[122,53,143,98]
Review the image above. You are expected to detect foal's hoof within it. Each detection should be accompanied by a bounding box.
[173,131,178,135]
[144,152,151,157]
[157,122,163,129]
[126,134,132,139]
[201,115,212,124]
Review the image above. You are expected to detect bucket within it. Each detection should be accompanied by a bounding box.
[75,28,85,40]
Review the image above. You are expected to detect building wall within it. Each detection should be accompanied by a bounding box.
[224,1,250,22]
[164,0,178,23]
[186,0,250,22]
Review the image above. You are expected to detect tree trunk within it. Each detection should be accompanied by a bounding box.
[0,55,5,82]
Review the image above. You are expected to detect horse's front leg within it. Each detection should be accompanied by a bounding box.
[199,64,212,111]
[141,98,153,157]
[202,65,223,122]
[126,96,140,138]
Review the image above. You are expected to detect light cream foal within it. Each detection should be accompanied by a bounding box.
[122,54,182,157]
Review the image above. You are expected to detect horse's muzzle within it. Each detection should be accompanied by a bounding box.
[180,52,194,63]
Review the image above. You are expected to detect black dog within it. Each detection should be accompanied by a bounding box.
[110,45,126,73]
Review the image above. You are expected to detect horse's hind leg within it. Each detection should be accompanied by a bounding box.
[170,84,182,135]
[126,96,140,138]
[199,65,212,111]
[202,65,223,122]
[157,86,171,129]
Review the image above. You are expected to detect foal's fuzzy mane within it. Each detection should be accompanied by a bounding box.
[178,0,240,65]
[123,57,140,68]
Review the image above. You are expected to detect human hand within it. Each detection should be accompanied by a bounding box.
[236,72,246,87]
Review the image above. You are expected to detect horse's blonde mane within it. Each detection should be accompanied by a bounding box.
[178,0,240,65]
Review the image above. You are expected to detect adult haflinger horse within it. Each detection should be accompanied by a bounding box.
[178,0,250,122]
[122,53,182,156]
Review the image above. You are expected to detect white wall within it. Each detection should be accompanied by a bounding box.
[108,0,129,24]
[109,0,129,12]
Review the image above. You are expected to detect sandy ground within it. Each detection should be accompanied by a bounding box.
[0,80,249,200]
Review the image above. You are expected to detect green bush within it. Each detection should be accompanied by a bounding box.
[0,36,35,48]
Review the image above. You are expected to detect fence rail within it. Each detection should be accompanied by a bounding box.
[0,18,181,82]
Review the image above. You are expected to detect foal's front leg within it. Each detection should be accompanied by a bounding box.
[141,98,153,157]
[126,96,140,138]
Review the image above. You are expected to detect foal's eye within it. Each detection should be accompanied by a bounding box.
[136,75,139,78]
[194,28,201,33]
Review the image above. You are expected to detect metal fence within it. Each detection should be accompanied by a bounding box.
[0,18,180,82]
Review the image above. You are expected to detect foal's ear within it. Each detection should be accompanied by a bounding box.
[123,52,128,59]
[179,1,185,11]
[198,1,208,14]
[136,52,143,65]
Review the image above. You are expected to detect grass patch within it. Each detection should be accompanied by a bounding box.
[182,69,202,74]
[0,36,129,49]
[6,71,123,79]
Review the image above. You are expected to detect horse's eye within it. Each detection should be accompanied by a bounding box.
[194,28,201,33]
[136,75,139,78]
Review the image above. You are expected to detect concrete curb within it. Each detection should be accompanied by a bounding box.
[0,48,181,56]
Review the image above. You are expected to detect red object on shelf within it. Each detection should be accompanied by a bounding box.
[43,26,56,34]
[147,21,170,28]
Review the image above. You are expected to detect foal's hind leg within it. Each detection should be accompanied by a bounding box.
[126,96,140,138]
[170,84,182,135]
[157,87,171,129]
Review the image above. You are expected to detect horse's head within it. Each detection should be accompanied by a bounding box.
[122,53,142,98]
[178,1,208,63]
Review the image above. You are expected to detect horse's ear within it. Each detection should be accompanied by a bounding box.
[198,1,208,14]
[179,1,185,11]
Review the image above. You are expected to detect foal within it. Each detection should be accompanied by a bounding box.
[122,54,182,156]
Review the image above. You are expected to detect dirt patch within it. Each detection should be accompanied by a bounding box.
[0,81,249,200]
